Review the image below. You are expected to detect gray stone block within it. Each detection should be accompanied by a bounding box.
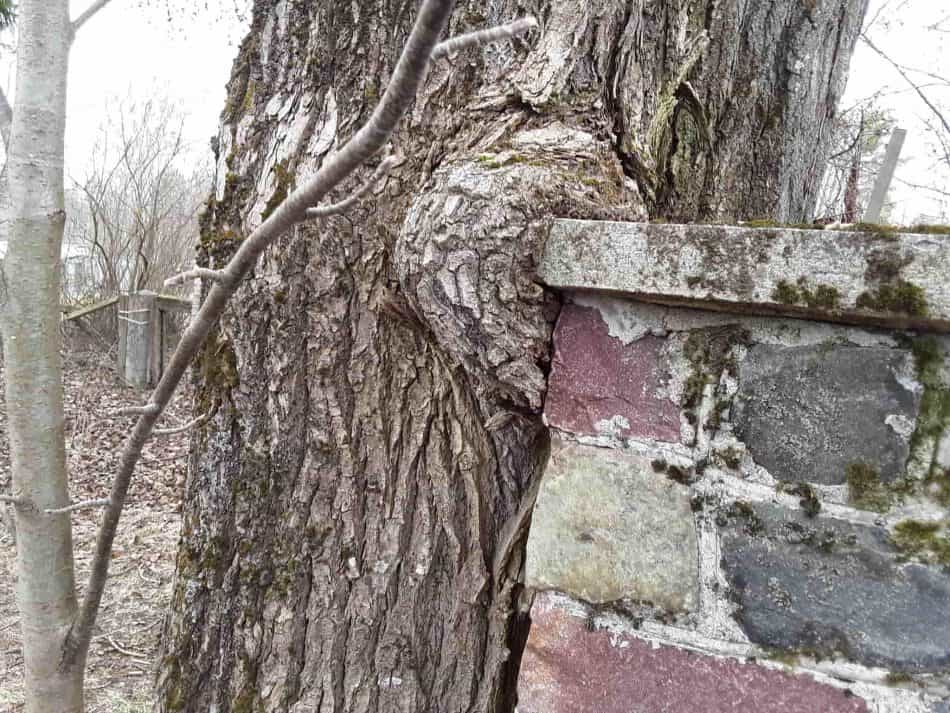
[526,441,699,611]
[733,344,920,485]
[539,219,950,332]
[720,503,950,672]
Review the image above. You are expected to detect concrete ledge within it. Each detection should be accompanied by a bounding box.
[539,220,950,332]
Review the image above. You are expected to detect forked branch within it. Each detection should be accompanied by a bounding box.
[45,499,111,515]
[165,267,233,288]
[71,0,117,35]
[153,413,210,436]
[306,155,400,219]
[62,0,538,669]
[433,16,537,59]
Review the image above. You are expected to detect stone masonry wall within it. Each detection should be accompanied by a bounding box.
[516,222,950,713]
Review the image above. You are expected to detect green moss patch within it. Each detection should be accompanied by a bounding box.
[770,278,841,310]
[777,482,821,518]
[261,159,295,222]
[846,462,893,512]
[855,280,927,317]
[891,519,950,566]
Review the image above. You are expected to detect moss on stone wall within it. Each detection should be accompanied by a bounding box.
[855,280,928,317]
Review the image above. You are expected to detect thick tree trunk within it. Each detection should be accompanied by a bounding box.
[158,1,868,711]
[0,1,84,711]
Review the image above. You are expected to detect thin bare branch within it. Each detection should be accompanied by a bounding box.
[861,33,950,139]
[45,499,111,515]
[432,16,537,59]
[153,413,210,436]
[64,0,538,669]
[113,404,161,417]
[164,267,233,288]
[0,85,12,150]
[0,495,31,508]
[71,0,117,35]
[306,155,400,219]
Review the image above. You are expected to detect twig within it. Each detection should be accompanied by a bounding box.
[861,33,950,138]
[63,0,539,670]
[94,634,147,660]
[306,155,400,218]
[44,498,111,515]
[113,404,160,417]
[71,0,117,35]
[153,412,210,436]
[431,16,537,59]
[0,494,30,507]
[0,85,11,150]
[164,267,233,288]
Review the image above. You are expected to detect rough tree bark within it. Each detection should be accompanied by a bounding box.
[158,0,869,711]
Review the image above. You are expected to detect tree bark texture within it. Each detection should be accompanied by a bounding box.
[158,1,868,711]
[0,1,84,711]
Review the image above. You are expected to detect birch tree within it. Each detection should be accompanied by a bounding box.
[0,0,537,710]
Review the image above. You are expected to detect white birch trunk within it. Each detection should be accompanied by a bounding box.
[0,1,84,710]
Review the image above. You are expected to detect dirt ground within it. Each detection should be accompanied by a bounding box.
[0,344,194,712]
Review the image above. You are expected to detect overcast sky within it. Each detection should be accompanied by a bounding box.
[1,0,947,223]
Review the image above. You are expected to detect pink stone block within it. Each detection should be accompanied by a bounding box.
[518,593,869,713]
[544,303,680,442]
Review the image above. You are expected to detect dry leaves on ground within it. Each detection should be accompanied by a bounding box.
[1,346,194,712]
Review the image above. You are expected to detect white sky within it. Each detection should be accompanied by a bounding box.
[0,0,947,223]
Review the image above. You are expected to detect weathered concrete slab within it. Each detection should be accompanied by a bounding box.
[720,503,950,672]
[539,220,950,332]
[525,441,698,610]
[545,303,680,442]
[733,344,921,485]
[518,592,869,713]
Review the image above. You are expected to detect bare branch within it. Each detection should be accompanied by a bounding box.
[0,85,12,150]
[71,0,117,35]
[44,499,111,515]
[64,0,538,669]
[861,33,950,139]
[153,413,210,437]
[306,155,400,219]
[113,404,161,417]
[164,267,233,288]
[0,495,31,508]
[432,16,538,59]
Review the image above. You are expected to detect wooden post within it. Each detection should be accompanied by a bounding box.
[863,128,906,224]
[121,291,156,389]
[117,293,129,382]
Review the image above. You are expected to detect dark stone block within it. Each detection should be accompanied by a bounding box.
[733,344,920,484]
[720,504,950,672]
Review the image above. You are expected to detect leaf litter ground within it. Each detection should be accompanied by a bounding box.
[0,346,194,712]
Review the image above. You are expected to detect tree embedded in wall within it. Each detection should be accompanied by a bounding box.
[155,1,871,711]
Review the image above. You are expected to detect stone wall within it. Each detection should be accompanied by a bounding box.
[517,221,950,712]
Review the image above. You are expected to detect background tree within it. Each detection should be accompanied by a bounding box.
[816,98,897,221]
[64,98,208,303]
[844,0,950,222]
[156,1,870,711]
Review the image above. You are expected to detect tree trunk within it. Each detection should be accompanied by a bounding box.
[0,1,84,711]
[157,1,868,711]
